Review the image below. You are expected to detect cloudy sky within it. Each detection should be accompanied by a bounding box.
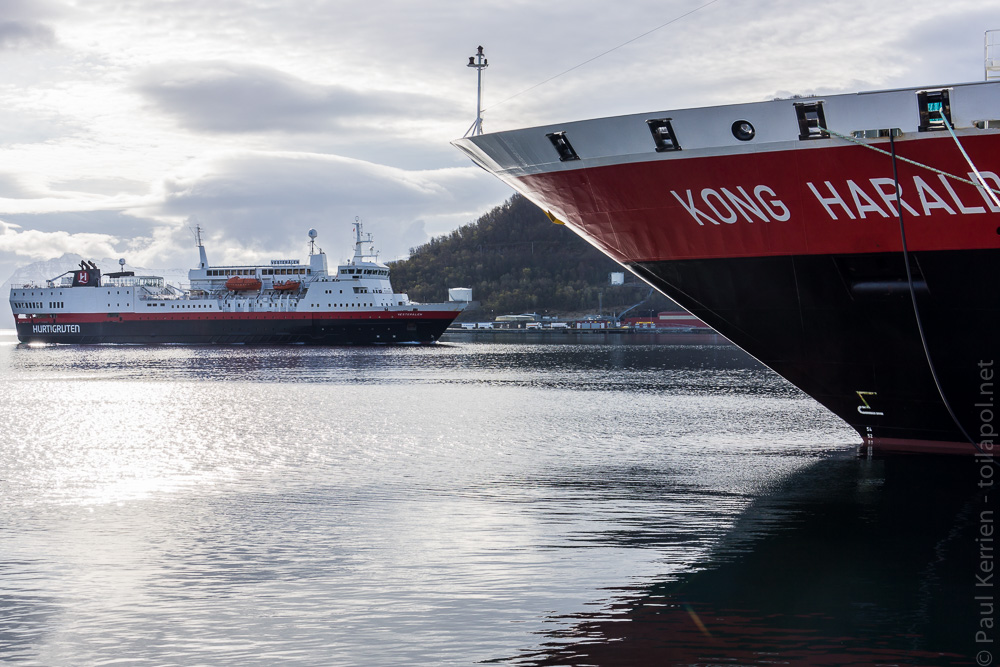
[0,0,996,282]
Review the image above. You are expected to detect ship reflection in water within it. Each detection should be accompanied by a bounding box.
[514,454,986,666]
[0,332,990,665]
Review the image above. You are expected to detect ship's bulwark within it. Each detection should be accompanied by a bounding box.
[455,82,1000,453]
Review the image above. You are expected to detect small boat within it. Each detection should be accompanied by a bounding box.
[225,277,262,292]
[272,281,300,291]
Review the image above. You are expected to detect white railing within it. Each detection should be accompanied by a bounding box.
[987,30,1000,81]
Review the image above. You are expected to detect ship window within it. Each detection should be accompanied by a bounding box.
[794,102,829,140]
[646,118,681,152]
[546,132,580,162]
[917,89,952,131]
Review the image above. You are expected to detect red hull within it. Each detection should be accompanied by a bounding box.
[517,133,1000,264]
[455,81,1000,455]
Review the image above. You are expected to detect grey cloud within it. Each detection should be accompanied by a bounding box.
[0,21,55,50]
[135,61,450,133]
[154,151,509,260]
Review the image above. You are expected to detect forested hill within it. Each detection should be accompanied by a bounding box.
[388,194,677,318]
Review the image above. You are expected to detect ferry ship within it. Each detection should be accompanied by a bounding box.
[9,224,464,345]
[454,80,1000,454]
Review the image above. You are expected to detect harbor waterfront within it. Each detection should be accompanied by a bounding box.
[0,330,989,665]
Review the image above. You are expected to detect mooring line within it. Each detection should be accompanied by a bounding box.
[818,124,1000,199]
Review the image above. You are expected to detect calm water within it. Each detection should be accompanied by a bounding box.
[0,331,989,665]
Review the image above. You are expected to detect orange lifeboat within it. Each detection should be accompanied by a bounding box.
[272,281,300,292]
[226,276,262,292]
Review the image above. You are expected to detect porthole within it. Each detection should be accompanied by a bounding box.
[732,120,755,141]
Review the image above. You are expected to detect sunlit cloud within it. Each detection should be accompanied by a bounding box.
[0,219,119,261]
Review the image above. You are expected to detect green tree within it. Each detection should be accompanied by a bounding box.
[388,194,678,319]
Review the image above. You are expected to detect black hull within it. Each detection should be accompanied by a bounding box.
[15,316,454,345]
[631,248,999,454]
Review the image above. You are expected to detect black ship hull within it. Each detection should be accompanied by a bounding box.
[15,315,455,345]
[632,248,998,454]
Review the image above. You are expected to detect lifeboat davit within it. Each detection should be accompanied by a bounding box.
[272,281,300,292]
[226,277,262,292]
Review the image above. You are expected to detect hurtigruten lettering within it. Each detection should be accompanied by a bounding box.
[32,324,81,334]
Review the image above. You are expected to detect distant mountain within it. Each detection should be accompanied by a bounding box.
[388,194,677,320]
[1,256,186,329]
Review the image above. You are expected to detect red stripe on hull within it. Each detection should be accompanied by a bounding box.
[517,133,1000,262]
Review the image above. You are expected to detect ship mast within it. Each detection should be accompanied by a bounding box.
[194,224,208,269]
[352,217,375,264]
[464,46,488,137]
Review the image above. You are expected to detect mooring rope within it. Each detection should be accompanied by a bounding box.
[817,124,1000,200]
[878,116,998,462]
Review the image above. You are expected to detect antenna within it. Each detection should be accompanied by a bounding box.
[193,223,209,269]
[464,45,489,137]
[308,228,318,255]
